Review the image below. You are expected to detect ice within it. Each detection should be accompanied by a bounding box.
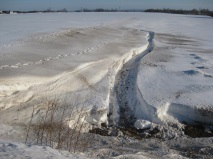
[134,119,152,129]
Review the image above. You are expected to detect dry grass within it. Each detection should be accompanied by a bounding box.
[25,97,91,152]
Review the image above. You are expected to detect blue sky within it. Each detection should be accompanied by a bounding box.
[0,0,213,11]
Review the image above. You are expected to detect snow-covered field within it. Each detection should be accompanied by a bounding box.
[0,12,213,158]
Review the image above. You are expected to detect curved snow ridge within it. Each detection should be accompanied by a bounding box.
[157,102,213,125]
[0,39,115,70]
[40,59,107,91]
[0,60,105,107]
[0,62,99,98]
[108,31,157,127]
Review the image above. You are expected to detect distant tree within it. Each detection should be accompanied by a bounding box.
[95,8,106,12]
[191,9,199,15]
[57,8,67,12]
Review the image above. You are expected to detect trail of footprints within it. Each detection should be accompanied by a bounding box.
[0,29,82,51]
[182,53,213,78]
[0,39,116,70]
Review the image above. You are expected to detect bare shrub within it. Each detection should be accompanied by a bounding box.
[25,97,91,152]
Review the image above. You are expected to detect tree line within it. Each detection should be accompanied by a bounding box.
[1,8,213,17]
[0,8,68,14]
[75,8,119,12]
[145,8,213,17]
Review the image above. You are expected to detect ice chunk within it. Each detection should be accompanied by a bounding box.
[134,119,152,130]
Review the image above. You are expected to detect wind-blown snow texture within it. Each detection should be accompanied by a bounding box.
[0,12,213,158]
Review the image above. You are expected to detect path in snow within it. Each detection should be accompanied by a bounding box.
[108,31,159,128]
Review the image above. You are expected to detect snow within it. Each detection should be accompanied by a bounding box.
[0,12,213,158]
[0,12,132,50]
[134,119,152,130]
[137,29,213,125]
[0,140,88,159]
